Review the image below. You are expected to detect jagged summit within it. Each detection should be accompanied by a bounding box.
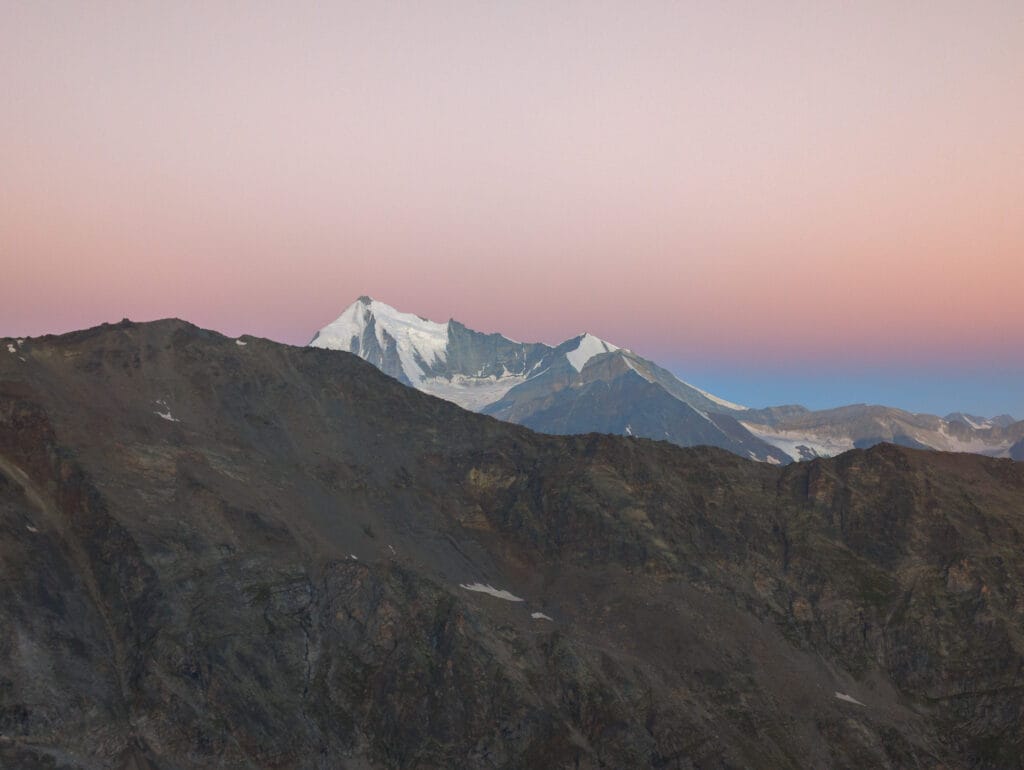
[307,297,787,463]
[310,297,450,386]
[564,332,620,372]
[306,297,1024,464]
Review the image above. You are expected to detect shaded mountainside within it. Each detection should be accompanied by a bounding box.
[482,352,790,464]
[309,297,1021,466]
[2,320,1024,768]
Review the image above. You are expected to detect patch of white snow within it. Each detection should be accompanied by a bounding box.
[25,525,39,533]
[834,692,865,706]
[235,339,247,346]
[566,333,619,372]
[5,344,14,354]
[531,612,553,621]
[961,415,991,431]
[155,411,180,422]
[622,357,653,381]
[418,373,529,411]
[679,380,747,410]
[740,422,855,462]
[459,583,524,602]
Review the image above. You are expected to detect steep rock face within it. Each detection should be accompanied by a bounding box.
[1,320,1023,768]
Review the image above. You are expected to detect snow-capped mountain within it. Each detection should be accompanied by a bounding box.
[310,297,1023,464]
[310,297,789,462]
[310,296,549,410]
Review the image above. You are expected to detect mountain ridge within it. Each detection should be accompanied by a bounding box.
[309,298,790,463]
[2,317,1024,767]
[308,297,1021,464]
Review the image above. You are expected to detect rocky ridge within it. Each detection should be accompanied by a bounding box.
[1,319,1023,768]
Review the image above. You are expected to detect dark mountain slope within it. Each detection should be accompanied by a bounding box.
[1,320,1023,768]
[483,352,790,464]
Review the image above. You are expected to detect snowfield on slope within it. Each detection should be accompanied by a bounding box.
[459,583,524,602]
[740,422,856,461]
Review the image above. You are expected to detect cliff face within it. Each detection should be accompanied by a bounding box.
[1,320,1023,769]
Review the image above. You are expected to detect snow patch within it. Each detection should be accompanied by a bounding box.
[25,525,39,533]
[566,333,619,372]
[531,612,553,621]
[350,554,358,560]
[235,339,247,346]
[153,399,179,422]
[5,344,14,354]
[834,692,865,706]
[741,422,855,462]
[623,356,654,381]
[459,583,524,602]
[418,372,529,411]
[679,380,746,410]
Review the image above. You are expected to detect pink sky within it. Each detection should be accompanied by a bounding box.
[2,2,1022,372]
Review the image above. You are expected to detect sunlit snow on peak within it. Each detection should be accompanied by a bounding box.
[311,297,449,383]
[565,333,619,372]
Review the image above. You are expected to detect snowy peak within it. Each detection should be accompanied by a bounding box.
[309,297,554,408]
[310,296,448,385]
[565,333,619,372]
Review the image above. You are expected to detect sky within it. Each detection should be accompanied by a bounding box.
[2,2,1022,417]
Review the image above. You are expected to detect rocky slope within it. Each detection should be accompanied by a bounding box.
[2,320,1024,768]
[741,404,1024,462]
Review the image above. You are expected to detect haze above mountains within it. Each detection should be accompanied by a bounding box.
[310,297,1024,465]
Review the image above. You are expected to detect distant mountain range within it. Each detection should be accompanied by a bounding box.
[3,318,1024,766]
[310,297,1023,463]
